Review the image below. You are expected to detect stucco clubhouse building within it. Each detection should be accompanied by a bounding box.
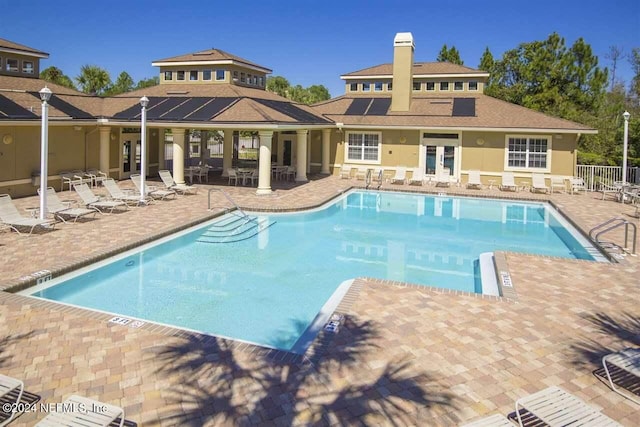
[0,33,595,197]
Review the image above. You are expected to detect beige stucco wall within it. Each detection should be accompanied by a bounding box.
[335,129,422,171]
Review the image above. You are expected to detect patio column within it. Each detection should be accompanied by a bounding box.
[257,131,273,195]
[222,129,233,177]
[158,129,165,171]
[99,126,111,177]
[296,129,308,182]
[321,129,331,174]
[172,128,186,184]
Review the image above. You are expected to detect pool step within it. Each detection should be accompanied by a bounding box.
[197,216,275,243]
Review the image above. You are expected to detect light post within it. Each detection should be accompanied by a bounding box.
[622,111,630,185]
[39,86,52,220]
[139,96,149,204]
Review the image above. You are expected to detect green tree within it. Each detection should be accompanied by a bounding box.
[266,76,290,97]
[306,85,331,104]
[76,65,111,96]
[266,76,331,105]
[437,44,463,65]
[135,76,159,90]
[630,47,640,101]
[478,47,494,72]
[104,71,134,96]
[40,66,76,90]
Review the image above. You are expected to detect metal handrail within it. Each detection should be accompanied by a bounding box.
[208,188,248,218]
[590,217,637,255]
[365,169,372,188]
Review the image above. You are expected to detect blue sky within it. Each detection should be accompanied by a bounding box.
[2,0,639,97]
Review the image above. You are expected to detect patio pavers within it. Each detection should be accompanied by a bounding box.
[0,176,638,426]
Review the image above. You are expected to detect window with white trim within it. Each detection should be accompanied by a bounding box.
[6,59,18,72]
[164,71,173,81]
[22,61,34,74]
[176,71,185,81]
[413,81,421,91]
[468,81,478,91]
[215,69,225,81]
[439,81,449,91]
[362,82,370,92]
[203,69,212,81]
[374,82,383,91]
[189,70,198,81]
[349,83,358,91]
[506,136,550,169]
[346,132,380,162]
[454,81,463,90]
[425,82,435,91]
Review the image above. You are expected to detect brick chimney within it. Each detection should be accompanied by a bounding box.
[391,32,414,112]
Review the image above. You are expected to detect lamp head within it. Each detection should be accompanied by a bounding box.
[139,96,149,108]
[39,86,52,102]
[623,111,630,121]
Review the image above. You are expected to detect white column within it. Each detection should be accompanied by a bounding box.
[276,133,284,165]
[222,129,233,176]
[321,129,331,174]
[257,131,273,195]
[172,128,186,184]
[99,126,111,177]
[307,138,311,174]
[296,129,308,182]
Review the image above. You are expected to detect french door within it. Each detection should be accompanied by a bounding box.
[121,135,141,178]
[422,138,460,183]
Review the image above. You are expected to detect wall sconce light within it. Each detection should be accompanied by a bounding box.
[476,138,485,146]
[152,131,157,137]
[110,133,116,141]
[399,136,407,144]
[73,126,82,131]
[2,134,13,145]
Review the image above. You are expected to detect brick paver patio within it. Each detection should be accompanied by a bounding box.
[0,174,638,426]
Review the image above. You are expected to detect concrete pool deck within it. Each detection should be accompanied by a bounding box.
[0,175,638,426]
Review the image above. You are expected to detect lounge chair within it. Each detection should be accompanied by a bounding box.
[85,169,108,187]
[602,347,640,404]
[159,170,198,195]
[599,181,623,201]
[355,166,369,180]
[550,176,567,193]
[0,373,24,425]
[570,177,587,194]
[0,194,55,235]
[434,168,451,187]
[408,168,424,185]
[461,413,513,427]
[340,166,354,179]
[35,394,125,427]
[73,183,128,214]
[390,167,406,184]
[38,187,97,223]
[466,170,482,189]
[500,172,518,192]
[103,179,148,205]
[531,173,550,193]
[515,386,621,427]
[130,174,176,200]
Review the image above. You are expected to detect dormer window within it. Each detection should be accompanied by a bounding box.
[164,71,173,81]
[240,72,246,83]
[203,70,212,81]
[177,71,185,81]
[387,82,392,91]
[440,82,449,91]
[362,82,370,92]
[258,76,264,86]
[216,69,225,81]
[22,61,34,74]
[189,71,198,81]
[374,82,383,91]
[468,81,478,91]
[454,81,463,91]
[349,83,358,91]
[413,81,421,91]
[6,59,18,72]
[426,82,435,91]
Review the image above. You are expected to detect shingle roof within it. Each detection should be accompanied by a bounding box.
[152,49,271,72]
[0,38,49,57]
[312,94,595,132]
[341,62,487,77]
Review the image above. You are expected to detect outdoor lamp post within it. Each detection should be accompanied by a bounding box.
[39,86,52,220]
[622,110,630,185]
[139,96,149,203]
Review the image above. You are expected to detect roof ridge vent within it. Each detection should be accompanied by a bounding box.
[167,90,189,95]
[193,52,212,56]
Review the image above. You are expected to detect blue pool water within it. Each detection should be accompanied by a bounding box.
[26,191,598,352]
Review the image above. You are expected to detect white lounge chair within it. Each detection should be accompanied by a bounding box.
[159,170,198,195]
[408,168,424,185]
[531,173,550,193]
[103,179,149,205]
[466,170,482,189]
[550,176,567,193]
[515,386,621,427]
[340,166,354,179]
[500,172,518,192]
[570,177,587,194]
[0,194,55,235]
[355,166,369,181]
[434,168,451,187]
[0,373,24,426]
[74,183,128,214]
[390,167,406,184]
[461,413,513,427]
[85,169,108,187]
[38,187,97,223]
[35,394,125,427]
[602,347,640,404]
[130,174,176,200]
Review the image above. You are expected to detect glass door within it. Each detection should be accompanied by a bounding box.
[121,137,141,178]
[424,145,456,179]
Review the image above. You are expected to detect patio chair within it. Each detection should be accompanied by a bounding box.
[355,166,369,180]
[103,179,149,205]
[550,176,567,193]
[434,168,451,187]
[602,347,640,404]
[249,169,259,186]
[466,170,482,189]
[38,187,98,223]
[570,177,587,195]
[500,172,518,192]
[390,167,406,184]
[130,174,176,200]
[73,183,128,214]
[284,166,296,181]
[515,386,621,427]
[461,413,513,427]
[227,169,239,186]
[340,165,354,179]
[195,166,209,183]
[408,168,425,185]
[531,173,550,193]
[599,181,623,201]
[0,373,24,426]
[158,170,198,195]
[85,169,108,187]
[35,394,125,427]
[0,194,55,235]
[59,171,83,191]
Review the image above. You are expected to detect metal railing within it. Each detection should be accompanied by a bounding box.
[207,188,248,218]
[576,165,640,191]
[589,217,637,255]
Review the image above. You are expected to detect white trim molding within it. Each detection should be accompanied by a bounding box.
[503,134,552,174]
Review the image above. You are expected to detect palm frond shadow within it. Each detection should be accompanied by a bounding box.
[0,331,36,368]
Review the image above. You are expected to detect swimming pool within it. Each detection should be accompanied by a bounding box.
[23,191,602,353]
